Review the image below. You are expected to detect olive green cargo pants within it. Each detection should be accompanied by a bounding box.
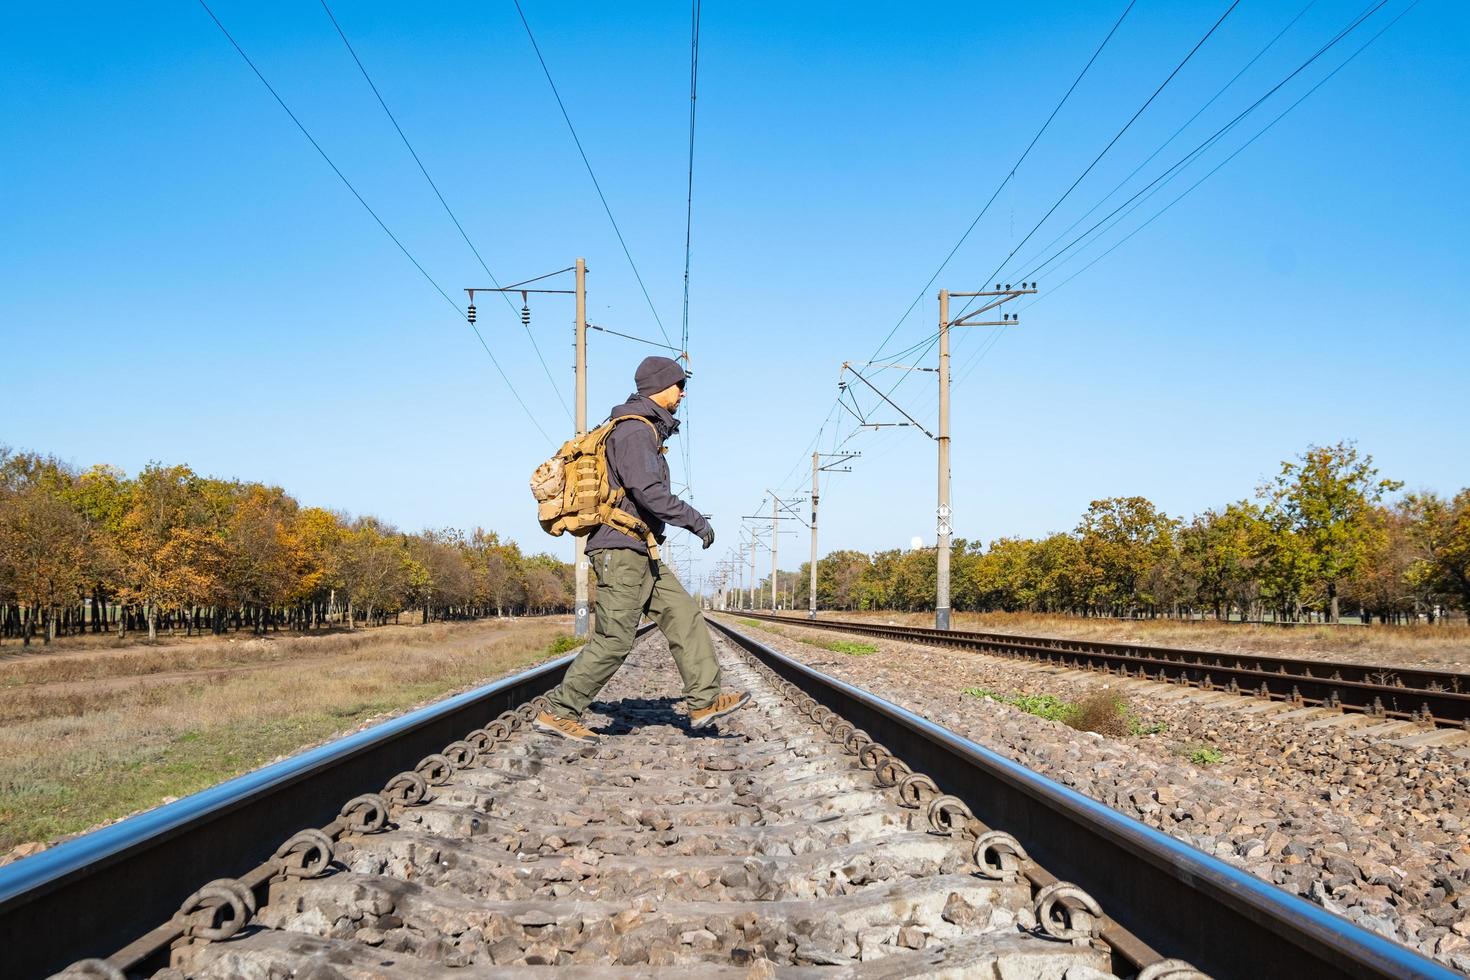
[546,548,721,719]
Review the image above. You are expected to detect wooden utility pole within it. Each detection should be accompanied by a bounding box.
[935,282,1035,629]
[573,258,589,636]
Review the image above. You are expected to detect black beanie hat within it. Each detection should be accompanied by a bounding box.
[635,355,687,396]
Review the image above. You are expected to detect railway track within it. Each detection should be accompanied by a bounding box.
[2,622,1453,978]
[735,612,1470,729]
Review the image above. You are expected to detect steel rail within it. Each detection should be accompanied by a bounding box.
[709,617,1456,979]
[0,624,654,980]
[736,612,1470,727]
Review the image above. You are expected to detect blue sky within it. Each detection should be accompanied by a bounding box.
[3,1,1466,590]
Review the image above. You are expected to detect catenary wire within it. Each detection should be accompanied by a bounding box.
[779,0,1412,564]
[1009,0,1390,286]
[512,0,674,348]
[983,0,1422,366]
[885,0,1355,423]
[318,0,570,423]
[959,0,1242,323]
[1005,0,1320,288]
[941,0,1402,409]
[851,0,1231,448]
[195,0,553,444]
[758,2,1141,534]
[865,0,1137,365]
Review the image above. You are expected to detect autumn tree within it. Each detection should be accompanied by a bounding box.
[1076,497,1178,617]
[0,456,91,643]
[1259,442,1403,622]
[1406,490,1470,621]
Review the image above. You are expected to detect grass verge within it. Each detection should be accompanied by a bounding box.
[725,617,875,656]
[0,619,570,854]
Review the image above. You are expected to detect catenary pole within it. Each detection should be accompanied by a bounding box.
[810,453,819,620]
[771,495,780,612]
[748,540,757,610]
[574,258,589,636]
[932,282,1034,629]
[936,288,952,631]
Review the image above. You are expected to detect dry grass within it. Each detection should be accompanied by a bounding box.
[0,620,500,687]
[1067,689,1133,738]
[0,616,575,854]
[818,610,1470,668]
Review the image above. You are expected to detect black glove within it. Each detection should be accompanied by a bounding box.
[697,523,716,550]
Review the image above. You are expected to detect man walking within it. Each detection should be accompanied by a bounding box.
[535,356,750,743]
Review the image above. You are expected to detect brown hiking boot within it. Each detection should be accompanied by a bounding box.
[689,691,752,729]
[534,711,601,744]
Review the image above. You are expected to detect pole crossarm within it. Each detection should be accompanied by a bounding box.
[586,324,685,353]
[840,363,935,439]
[859,362,938,373]
[835,394,868,425]
[771,497,811,529]
[466,287,575,296]
[818,451,859,472]
[946,285,1037,325]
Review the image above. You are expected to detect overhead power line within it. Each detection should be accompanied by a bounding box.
[1006,0,1321,290]
[1011,0,1391,286]
[677,0,703,507]
[916,0,1406,417]
[195,0,552,444]
[873,0,1247,430]
[512,0,674,348]
[971,0,1242,301]
[757,1,1145,518]
[987,0,1422,350]
[317,0,571,424]
[867,0,1137,365]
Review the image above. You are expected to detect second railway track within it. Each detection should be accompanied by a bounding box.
[735,612,1470,730]
[8,620,1454,978]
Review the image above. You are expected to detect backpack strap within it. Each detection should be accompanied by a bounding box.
[600,415,663,559]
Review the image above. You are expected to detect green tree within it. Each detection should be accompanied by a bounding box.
[1259,442,1403,622]
[1406,490,1470,621]
[1075,497,1177,617]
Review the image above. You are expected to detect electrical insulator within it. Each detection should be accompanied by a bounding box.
[1005,283,1011,290]
[520,303,531,326]
[467,304,476,324]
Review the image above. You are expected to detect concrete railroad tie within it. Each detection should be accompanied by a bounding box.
[174,632,1118,978]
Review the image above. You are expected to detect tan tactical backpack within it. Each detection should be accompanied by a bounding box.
[530,415,662,558]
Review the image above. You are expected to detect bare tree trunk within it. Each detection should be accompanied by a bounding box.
[146,603,157,641]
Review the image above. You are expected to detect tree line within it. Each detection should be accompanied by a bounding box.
[776,442,1470,625]
[0,448,575,645]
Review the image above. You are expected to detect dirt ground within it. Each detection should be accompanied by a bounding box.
[761,609,1470,669]
[0,616,576,859]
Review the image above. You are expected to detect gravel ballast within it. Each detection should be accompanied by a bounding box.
[718,615,1470,973]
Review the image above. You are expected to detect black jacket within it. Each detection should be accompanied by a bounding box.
[587,394,709,555]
